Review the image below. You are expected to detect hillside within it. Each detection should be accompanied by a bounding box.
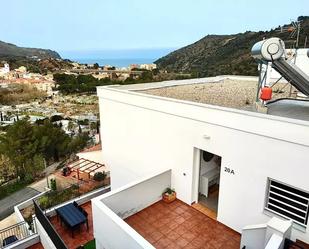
[155,16,309,77]
[0,41,74,74]
[0,40,61,59]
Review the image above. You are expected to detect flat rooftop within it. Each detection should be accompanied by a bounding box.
[102,76,309,122]
[138,79,291,110]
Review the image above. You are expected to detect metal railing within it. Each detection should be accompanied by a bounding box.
[33,200,68,249]
[0,221,33,248]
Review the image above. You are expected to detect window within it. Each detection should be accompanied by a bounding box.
[265,179,309,226]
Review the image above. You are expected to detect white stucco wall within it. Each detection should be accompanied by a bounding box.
[92,170,170,249]
[97,83,309,243]
[102,170,171,219]
[92,201,154,249]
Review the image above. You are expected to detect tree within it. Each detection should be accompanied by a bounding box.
[90,122,97,131]
[0,155,14,183]
[93,63,99,69]
[78,119,89,126]
[33,120,71,162]
[68,132,90,153]
[0,120,37,180]
[0,119,80,181]
[68,121,76,132]
[32,154,45,178]
[50,115,63,122]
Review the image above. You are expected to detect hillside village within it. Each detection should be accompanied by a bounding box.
[0,9,309,249]
[0,59,159,130]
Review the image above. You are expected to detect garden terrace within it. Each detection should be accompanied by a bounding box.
[20,174,110,236]
[49,201,94,249]
[32,186,110,249]
[67,158,108,181]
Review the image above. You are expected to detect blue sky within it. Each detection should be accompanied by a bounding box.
[0,0,308,53]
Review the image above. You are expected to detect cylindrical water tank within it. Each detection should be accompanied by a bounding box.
[251,37,285,61]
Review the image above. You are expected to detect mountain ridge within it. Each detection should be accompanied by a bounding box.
[0,40,61,59]
[155,16,309,77]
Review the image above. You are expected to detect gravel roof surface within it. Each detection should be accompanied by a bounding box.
[139,79,292,110]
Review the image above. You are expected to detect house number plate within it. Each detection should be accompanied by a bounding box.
[224,167,235,175]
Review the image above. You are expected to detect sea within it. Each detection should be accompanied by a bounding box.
[59,48,176,68]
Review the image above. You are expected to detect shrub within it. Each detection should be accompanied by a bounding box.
[39,195,49,210]
[39,184,80,210]
[163,187,175,195]
[50,178,57,191]
[0,180,30,200]
[93,171,106,181]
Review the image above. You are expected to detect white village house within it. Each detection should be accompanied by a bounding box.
[91,39,309,249]
[94,76,309,248]
[2,38,309,249]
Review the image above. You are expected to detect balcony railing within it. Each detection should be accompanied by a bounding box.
[0,221,34,248]
[33,200,68,249]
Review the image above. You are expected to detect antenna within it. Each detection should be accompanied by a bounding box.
[275,20,301,48]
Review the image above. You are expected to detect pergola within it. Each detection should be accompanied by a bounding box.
[67,158,105,181]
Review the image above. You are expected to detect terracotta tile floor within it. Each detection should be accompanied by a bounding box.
[27,242,44,249]
[50,202,94,249]
[125,199,240,249]
[191,203,217,220]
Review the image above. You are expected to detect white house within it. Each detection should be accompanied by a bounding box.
[94,75,309,248]
[0,62,10,76]
[140,63,157,71]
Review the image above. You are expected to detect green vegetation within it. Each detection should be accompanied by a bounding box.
[0,40,60,59]
[0,180,30,200]
[38,184,80,210]
[0,119,90,184]
[50,178,57,191]
[163,187,175,195]
[93,171,107,182]
[155,16,309,77]
[53,71,157,94]
[84,239,96,249]
[0,56,73,74]
[0,40,69,74]
[0,84,46,105]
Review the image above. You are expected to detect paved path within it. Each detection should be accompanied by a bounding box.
[0,187,40,221]
[29,177,50,192]
[0,213,18,230]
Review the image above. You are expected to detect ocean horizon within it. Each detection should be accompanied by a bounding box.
[59,48,176,67]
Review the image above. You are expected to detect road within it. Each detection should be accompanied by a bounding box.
[0,187,40,221]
